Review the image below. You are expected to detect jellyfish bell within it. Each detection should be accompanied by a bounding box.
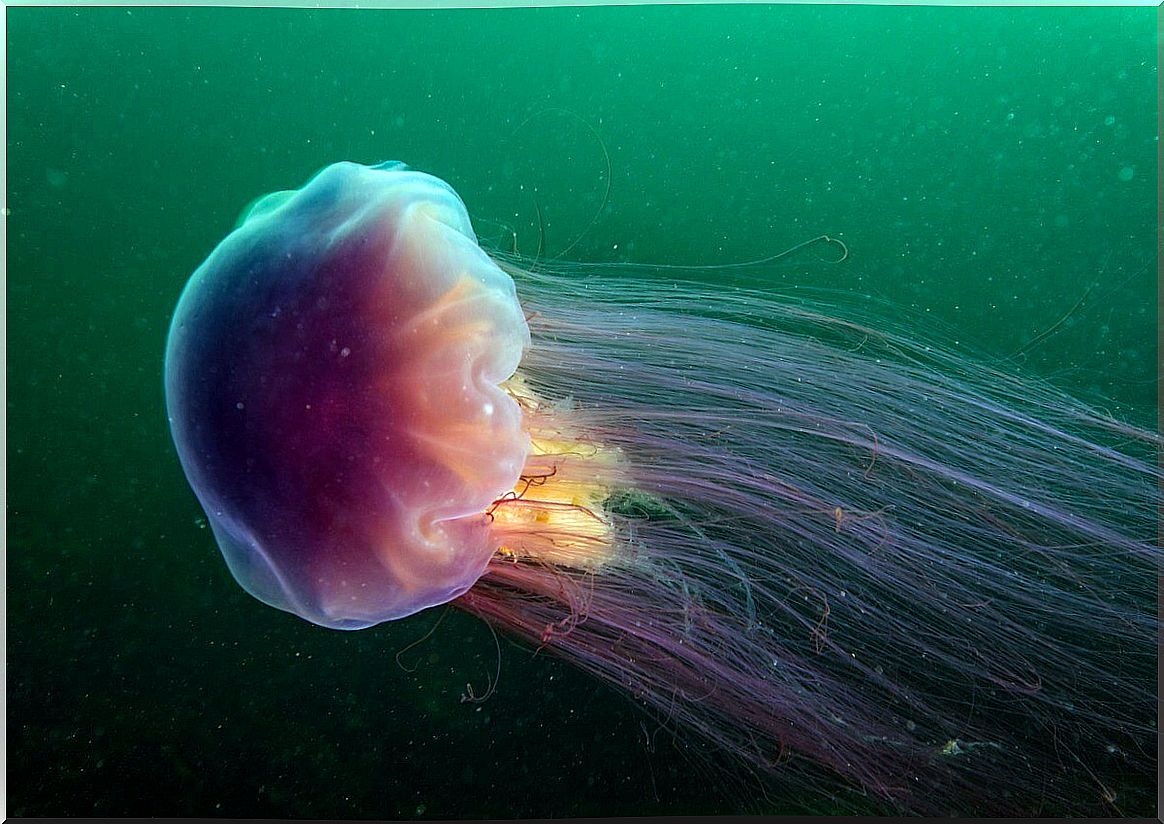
[165,161,1159,815]
[167,160,550,628]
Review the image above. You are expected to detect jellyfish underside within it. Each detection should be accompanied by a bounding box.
[165,161,1159,815]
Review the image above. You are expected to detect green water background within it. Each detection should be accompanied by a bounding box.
[7,5,1157,818]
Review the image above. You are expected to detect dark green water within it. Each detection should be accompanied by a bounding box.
[7,5,1156,818]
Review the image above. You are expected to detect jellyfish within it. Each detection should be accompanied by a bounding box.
[164,161,1159,816]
